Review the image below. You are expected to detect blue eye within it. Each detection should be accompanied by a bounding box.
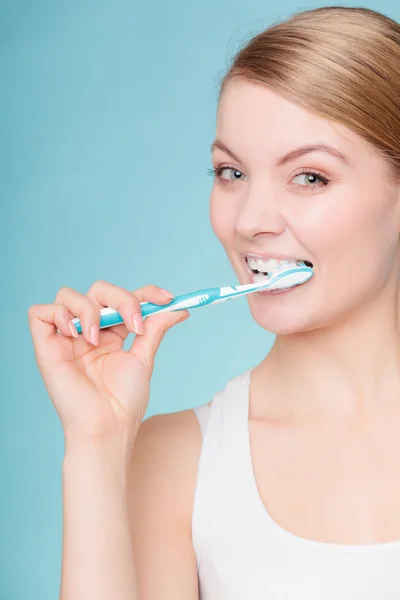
[292,169,329,188]
[207,166,248,183]
[207,165,330,189]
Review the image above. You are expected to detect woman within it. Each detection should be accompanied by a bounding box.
[28,5,400,599]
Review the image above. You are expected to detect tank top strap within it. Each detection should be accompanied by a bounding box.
[217,370,254,508]
[191,370,251,570]
[193,402,212,439]
[220,370,251,441]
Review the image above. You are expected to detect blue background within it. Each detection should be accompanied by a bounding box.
[1,1,398,597]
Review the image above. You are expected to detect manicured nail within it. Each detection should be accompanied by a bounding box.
[133,313,144,335]
[160,289,175,299]
[68,320,79,338]
[90,324,99,345]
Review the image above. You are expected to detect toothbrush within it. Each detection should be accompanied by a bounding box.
[68,264,313,335]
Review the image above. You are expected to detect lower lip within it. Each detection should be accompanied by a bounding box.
[256,285,298,296]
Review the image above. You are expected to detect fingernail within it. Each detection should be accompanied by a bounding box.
[133,313,144,335]
[90,324,99,345]
[68,320,79,338]
[160,289,175,299]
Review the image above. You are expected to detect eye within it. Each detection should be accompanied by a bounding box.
[207,165,330,190]
[291,168,330,189]
[207,166,248,184]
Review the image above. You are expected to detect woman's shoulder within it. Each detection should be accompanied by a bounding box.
[130,409,203,518]
[129,410,205,595]
[136,408,203,458]
[131,369,249,500]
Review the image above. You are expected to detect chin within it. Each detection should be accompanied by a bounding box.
[248,299,318,335]
[253,317,311,335]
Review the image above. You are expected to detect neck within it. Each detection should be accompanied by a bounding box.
[259,285,400,421]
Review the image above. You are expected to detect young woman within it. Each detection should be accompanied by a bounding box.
[28,6,400,599]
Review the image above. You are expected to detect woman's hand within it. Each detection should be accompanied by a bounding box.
[28,281,189,449]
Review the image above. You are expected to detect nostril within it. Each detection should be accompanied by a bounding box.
[304,260,313,268]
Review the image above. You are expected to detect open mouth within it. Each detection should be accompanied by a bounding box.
[245,256,313,280]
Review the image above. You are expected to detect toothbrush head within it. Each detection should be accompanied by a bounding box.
[266,264,313,290]
[220,264,314,300]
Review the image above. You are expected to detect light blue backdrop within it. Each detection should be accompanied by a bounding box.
[1,0,398,597]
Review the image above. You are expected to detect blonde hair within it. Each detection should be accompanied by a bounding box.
[219,6,400,182]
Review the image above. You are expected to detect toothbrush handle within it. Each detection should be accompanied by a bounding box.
[141,288,219,316]
[70,288,221,334]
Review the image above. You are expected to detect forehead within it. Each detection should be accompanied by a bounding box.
[216,79,366,160]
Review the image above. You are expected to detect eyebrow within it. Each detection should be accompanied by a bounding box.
[210,139,350,166]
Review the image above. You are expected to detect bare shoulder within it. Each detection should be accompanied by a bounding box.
[128,409,202,598]
[130,408,202,516]
[136,407,201,448]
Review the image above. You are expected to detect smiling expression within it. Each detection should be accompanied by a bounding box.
[209,79,400,334]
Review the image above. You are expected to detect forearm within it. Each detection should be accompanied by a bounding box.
[60,439,138,600]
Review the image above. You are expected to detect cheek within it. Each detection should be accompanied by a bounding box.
[294,189,398,307]
[210,187,237,248]
[288,185,395,259]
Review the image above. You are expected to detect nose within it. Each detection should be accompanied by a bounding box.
[235,183,286,239]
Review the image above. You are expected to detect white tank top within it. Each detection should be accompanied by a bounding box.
[192,370,400,599]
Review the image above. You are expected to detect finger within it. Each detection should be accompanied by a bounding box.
[128,309,190,376]
[87,281,176,338]
[28,303,79,348]
[55,287,101,346]
[130,284,175,304]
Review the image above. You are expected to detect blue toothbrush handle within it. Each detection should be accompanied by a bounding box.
[64,265,313,335]
[141,287,221,315]
[71,287,222,334]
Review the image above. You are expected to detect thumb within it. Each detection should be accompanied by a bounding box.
[128,310,189,374]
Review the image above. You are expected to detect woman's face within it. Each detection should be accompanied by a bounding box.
[210,79,400,334]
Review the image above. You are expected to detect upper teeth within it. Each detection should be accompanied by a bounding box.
[247,257,301,273]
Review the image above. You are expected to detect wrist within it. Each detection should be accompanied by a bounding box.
[63,431,137,482]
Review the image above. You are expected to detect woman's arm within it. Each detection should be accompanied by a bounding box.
[129,409,202,599]
[59,408,201,600]
[60,438,139,599]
